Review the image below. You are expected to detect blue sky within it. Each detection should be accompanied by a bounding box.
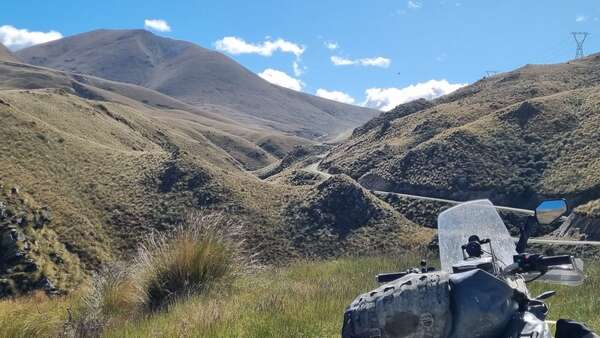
[1,0,599,109]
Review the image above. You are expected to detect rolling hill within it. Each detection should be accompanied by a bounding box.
[321,54,600,216]
[17,29,378,140]
[0,51,427,297]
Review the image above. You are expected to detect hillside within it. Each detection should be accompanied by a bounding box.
[0,58,428,297]
[0,43,19,62]
[321,54,600,213]
[17,29,378,140]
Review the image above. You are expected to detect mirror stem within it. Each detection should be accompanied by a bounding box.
[516,216,536,253]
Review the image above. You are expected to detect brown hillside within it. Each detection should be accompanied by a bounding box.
[0,59,427,297]
[322,54,600,210]
[17,29,378,140]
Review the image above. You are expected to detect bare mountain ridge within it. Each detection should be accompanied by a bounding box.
[17,29,378,139]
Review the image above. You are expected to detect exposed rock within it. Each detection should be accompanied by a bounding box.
[0,189,68,298]
[554,211,600,241]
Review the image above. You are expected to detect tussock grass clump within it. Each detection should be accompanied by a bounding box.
[65,265,142,338]
[134,212,248,311]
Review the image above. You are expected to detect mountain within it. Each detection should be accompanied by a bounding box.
[17,29,378,140]
[0,53,427,297]
[0,43,19,62]
[321,54,600,213]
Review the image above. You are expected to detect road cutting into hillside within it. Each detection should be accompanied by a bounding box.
[300,152,600,247]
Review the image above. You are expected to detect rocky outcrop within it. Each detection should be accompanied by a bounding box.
[0,185,74,297]
[554,206,600,241]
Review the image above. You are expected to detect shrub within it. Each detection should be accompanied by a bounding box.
[134,211,247,311]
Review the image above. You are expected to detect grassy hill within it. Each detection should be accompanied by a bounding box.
[0,58,428,297]
[322,55,600,215]
[17,29,378,140]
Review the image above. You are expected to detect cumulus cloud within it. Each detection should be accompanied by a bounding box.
[363,79,467,111]
[144,19,171,32]
[325,41,339,50]
[0,25,62,50]
[258,69,304,91]
[215,36,305,57]
[576,15,587,22]
[316,89,355,104]
[331,55,391,68]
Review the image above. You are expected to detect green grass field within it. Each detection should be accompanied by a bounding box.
[1,256,598,338]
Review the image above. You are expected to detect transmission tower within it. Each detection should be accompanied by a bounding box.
[572,32,590,59]
[485,70,499,78]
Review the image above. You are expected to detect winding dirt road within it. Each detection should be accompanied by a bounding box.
[302,153,600,247]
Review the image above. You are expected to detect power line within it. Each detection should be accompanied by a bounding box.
[571,32,590,59]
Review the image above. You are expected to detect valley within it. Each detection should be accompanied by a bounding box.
[1,17,600,337]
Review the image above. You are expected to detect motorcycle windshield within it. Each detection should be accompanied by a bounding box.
[438,200,517,272]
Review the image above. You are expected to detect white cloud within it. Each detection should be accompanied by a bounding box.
[316,89,355,104]
[331,55,391,68]
[215,36,305,57]
[576,15,587,22]
[360,57,392,67]
[292,61,307,77]
[258,69,304,91]
[331,56,355,66]
[408,0,422,9]
[0,25,62,50]
[144,19,171,32]
[363,79,467,111]
[325,41,339,50]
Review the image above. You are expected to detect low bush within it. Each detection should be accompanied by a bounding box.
[134,212,247,311]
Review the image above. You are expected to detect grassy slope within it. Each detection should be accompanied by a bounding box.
[0,60,430,295]
[1,256,598,337]
[322,55,600,210]
[87,258,600,337]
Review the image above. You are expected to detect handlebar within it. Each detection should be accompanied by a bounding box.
[509,254,573,274]
[539,255,572,267]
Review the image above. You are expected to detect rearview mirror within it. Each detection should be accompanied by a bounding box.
[535,199,568,225]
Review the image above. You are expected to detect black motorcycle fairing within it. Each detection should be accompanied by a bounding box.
[449,269,518,338]
[556,319,600,338]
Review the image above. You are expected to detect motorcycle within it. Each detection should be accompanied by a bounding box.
[342,199,599,338]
